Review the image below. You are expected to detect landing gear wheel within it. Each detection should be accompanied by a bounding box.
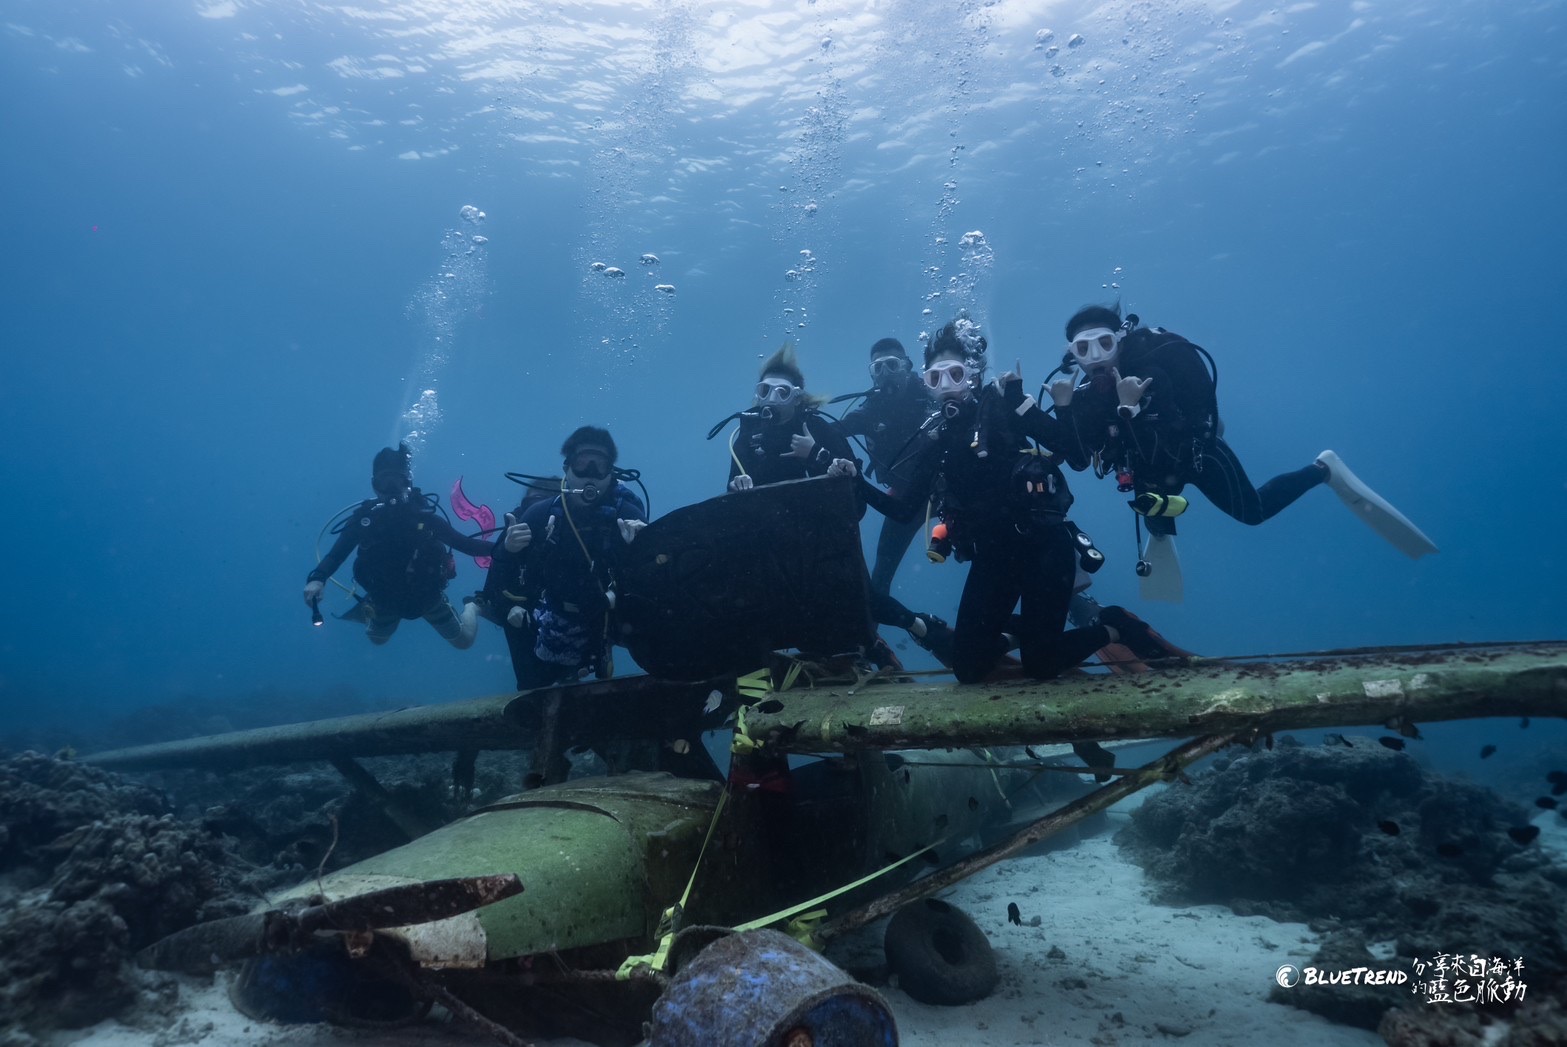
[884,898,998,1005]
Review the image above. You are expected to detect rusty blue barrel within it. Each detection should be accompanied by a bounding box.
[649,929,898,1047]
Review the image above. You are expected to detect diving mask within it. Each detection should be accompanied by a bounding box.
[870,356,911,381]
[755,379,799,405]
[1068,327,1122,372]
[923,359,971,401]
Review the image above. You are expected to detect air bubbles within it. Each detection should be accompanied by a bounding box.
[458,204,486,224]
[799,249,814,258]
[785,269,800,281]
[820,36,832,51]
[1067,33,1085,48]
[1051,65,1064,78]
[654,283,676,295]
[1034,29,1055,48]
[803,201,818,217]
[590,261,607,272]
[603,266,626,278]
[470,235,488,245]
[959,230,987,248]
[1044,45,1059,59]
[640,253,660,265]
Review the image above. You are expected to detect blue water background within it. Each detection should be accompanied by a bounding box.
[1,1,1563,765]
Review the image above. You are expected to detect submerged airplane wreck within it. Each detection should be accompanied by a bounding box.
[83,479,1567,1046]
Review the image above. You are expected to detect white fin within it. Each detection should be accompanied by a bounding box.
[1139,532,1185,603]
[1316,450,1438,559]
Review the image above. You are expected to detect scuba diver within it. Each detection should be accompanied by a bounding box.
[718,344,953,666]
[1050,304,1437,597]
[860,317,1171,686]
[836,337,939,601]
[724,344,857,491]
[302,443,490,648]
[484,426,647,695]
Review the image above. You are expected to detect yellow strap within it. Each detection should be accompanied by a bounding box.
[731,703,762,755]
[616,787,732,979]
[736,667,773,700]
[778,659,803,692]
[731,837,947,944]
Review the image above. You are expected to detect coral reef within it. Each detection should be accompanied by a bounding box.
[1118,739,1567,1032]
[0,752,252,1038]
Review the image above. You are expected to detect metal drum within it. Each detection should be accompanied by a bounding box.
[649,929,898,1047]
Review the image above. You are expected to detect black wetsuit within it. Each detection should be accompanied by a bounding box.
[727,407,852,486]
[484,484,647,691]
[863,388,1115,684]
[837,379,937,598]
[1056,327,1324,535]
[310,493,491,619]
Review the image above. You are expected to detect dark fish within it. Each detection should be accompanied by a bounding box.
[1378,736,1406,751]
[1553,781,1567,797]
[967,796,980,811]
[1264,733,1274,751]
[1520,717,1531,729]
[1025,746,1041,760]
[1324,733,1353,748]
[1436,842,1464,858]
[1376,820,1401,836]
[1007,902,1022,926]
[1536,797,1559,811]
[1479,745,1496,759]
[902,769,911,784]
[1547,770,1567,785]
[1508,826,1540,845]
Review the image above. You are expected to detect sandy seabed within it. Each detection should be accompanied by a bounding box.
[65,807,1389,1047]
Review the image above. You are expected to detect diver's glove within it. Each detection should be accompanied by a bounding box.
[1131,492,1188,518]
[1115,369,1152,419]
[994,359,1035,414]
[506,606,528,629]
[729,474,754,492]
[1049,379,1076,408]
[784,424,816,461]
[503,513,532,553]
[826,458,858,479]
[302,579,325,606]
[617,518,647,544]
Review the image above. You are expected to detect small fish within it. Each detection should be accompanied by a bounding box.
[1007,902,1022,926]
[1520,717,1531,729]
[1325,733,1353,749]
[1025,746,1041,760]
[1376,820,1401,836]
[967,796,980,811]
[1536,797,1559,811]
[1378,736,1406,751]
[1508,826,1541,846]
[1436,842,1464,858]
[1479,745,1497,759]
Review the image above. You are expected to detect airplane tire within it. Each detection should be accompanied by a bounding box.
[884,898,999,1005]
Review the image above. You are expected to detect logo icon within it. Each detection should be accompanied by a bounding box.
[1276,964,1301,988]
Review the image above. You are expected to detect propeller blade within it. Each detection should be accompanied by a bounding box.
[137,873,523,973]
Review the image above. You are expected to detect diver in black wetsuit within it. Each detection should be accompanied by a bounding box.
[861,318,1167,685]
[836,337,937,600]
[720,344,952,666]
[1051,304,1436,561]
[725,344,857,491]
[485,426,647,693]
[303,443,491,648]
